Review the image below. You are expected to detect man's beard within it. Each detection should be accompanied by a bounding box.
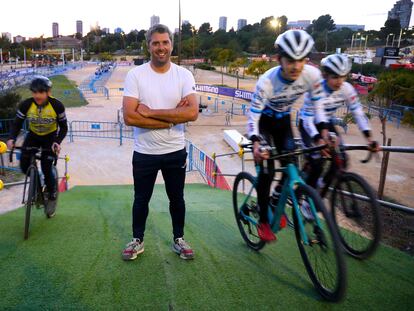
[151,50,170,67]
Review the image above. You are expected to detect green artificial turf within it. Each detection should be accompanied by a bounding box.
[0,184,412,310]
[15,75,88,108]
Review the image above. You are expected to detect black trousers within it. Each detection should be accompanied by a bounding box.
[256,114,296,223]
[132,148,187,241]
[299,120,346,188]
[21,132,57,193]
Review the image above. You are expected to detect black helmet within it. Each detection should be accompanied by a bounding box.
[30,76,52,92]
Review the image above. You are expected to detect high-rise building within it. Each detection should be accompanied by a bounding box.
[13,35,26,43]
[52,22,59,37]
[335,24,365,31]
[76,20,83,36]
[237,19,247,31]
[182,20,190,26]
[114,27,123,34]
[150,15,160,27]
[287,20,311,30]
[219,16,227,31]
[102,28,110,34]
[388,0,413,28]
[1,32,12,41]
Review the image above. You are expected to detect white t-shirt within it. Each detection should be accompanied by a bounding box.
[123,62,196,155]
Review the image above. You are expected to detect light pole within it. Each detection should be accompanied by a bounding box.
[351,33,355,51]
[386,33,394,46]
[364,34,369,50]
[177,0,182,65]
[356,32,361,51]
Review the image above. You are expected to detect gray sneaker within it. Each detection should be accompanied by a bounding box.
[172,238,194,260]
[122,239,144,261]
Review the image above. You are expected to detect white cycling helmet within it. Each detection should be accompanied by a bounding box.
[321,54,352,76]
[274,30,314,60]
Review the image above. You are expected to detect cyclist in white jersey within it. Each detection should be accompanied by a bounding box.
[247,30,329,242]
[299,53,380,189]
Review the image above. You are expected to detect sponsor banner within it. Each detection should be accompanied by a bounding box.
[195,84,253,101]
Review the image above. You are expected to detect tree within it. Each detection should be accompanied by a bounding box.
[246,60,271,78]
[309,14,336,33]
[198,23,212,35]
[308,14,336,52]
[380,18,401,39]
[0,92,21,119]
[0,35,11,50]
[181,22,194,39]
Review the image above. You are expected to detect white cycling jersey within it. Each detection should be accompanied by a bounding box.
[300,81,370,138]
[247,64,327,139]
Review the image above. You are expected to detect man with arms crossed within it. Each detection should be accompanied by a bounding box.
[122,24,198,261]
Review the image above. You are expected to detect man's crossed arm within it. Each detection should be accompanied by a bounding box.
[123,94,198,129]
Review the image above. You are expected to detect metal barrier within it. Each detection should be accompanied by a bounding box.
[186,140,231,190]
[366,104,403,128]
[0,150,70,191]
[199,95,248,117]
[0,63,82,94]
[68,120,135,146]
[78,63,116,99]
[69,120,121,142]
[108,87,125,98]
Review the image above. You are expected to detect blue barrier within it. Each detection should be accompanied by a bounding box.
[69,120,134,146]
[367,104,403,128]
[78,63,116,99]
[0,63,81,93]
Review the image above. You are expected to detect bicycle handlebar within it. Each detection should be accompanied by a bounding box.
[9,146,58,165]
[342,144,414,163]
[239,142,328,160]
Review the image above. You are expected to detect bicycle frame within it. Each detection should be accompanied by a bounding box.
[239,162,323,246]
[271,164,323,245]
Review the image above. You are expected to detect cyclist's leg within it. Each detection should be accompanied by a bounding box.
[20,133,38,174]
[257,158,275,223]
[273,115,296,187]
[299,120,324,188]
[39,133,57,194]
[320,122,344,185]
[132,151,160,241]
[257,115,276,223]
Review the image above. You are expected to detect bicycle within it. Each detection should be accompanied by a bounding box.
[9,146,59,240]
[233,143,347,302]
[313,140,383,260]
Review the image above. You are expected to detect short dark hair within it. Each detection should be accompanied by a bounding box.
[146,24,173,45]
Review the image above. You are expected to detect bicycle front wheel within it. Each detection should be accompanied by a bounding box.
[233,172,265,251]
[292,183,347,302]
[331,172,382,259]
[24,167,37,240]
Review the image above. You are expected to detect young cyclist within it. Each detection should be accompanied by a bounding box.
[247,30,329,242]
[7,76,68,217]
[299,53,379,193]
